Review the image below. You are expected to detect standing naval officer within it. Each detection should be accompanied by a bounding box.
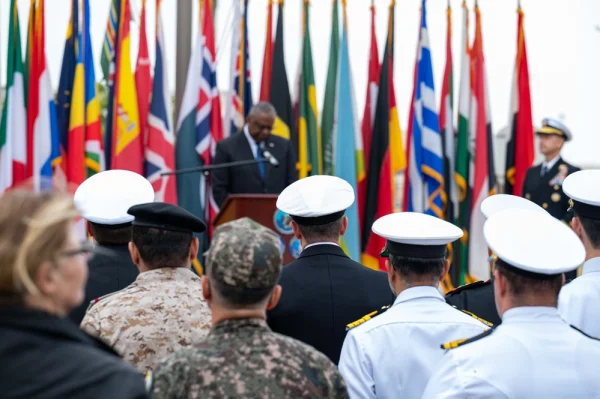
[151,218,348,398]
[212,102,298,207]
[81,202,212,373]
[446,194,548,326]
[559,170,600,337]
[69,170,155,325]
[268,175,394,365]
[338,212,489,399]
[422,208,600,399]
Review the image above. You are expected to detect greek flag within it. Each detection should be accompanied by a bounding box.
[407,0,444,217]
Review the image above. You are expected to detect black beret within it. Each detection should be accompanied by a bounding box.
[127,202,207,233]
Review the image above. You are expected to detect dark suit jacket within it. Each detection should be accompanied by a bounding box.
[68,244,139,325]
[445,279,501,326]
[522,157,579,224]
[0,306,147,398]
[212,131,297,207]
[267,244,395,364]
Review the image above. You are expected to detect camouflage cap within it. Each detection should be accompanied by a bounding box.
[206,217,282,290]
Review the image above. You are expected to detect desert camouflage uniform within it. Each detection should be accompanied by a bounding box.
[151,217,349,398]
[80,267,211,373]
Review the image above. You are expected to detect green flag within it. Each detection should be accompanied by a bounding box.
[298,0,321,178]
[321,0,339,176]
[101,0,120,82]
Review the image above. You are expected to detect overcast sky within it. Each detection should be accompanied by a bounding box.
[1,0,599,167]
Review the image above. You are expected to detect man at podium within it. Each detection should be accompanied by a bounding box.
[212,102,298,207]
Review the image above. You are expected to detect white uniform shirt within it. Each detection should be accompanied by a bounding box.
[422,306,600,399]
[559,257,600,337]
[338,286,488,399]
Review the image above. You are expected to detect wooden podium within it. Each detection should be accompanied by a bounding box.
[213,194,298,265]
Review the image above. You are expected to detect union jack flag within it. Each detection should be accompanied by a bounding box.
[145,0,176,203]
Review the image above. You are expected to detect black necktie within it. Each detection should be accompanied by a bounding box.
[541,165,548,177]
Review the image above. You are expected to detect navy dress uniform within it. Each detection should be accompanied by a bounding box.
[422,208,600,399]
[446,194,548,326]
[338,212,490,399]
[522,119,579,224]
[267,176,394,365]
[69,170,155,325]
[559,170,600,337]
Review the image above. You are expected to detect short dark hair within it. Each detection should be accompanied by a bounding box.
[296,217,343,244]
[388,251,447,283]
[578,215,600,249]
[495,260,562,299]
[89,222,132,245]
[132,225,193,269]
[209,275,273,308]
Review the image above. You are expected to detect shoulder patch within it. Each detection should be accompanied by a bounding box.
[459,309,494,327]
[346,305,391,331]
[570,325,600,341]
[441,328,494,350]
[445,280,491,297]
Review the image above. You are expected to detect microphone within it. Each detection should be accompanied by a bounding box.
[260,142,279,167]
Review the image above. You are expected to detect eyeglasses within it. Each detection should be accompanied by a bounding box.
[61,241,95,258]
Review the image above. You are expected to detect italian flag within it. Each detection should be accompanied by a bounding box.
[0,0,27,192]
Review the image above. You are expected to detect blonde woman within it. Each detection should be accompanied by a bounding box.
[0,190,148,399]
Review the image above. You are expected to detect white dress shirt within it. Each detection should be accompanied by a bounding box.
[541,154,560,175]
[243,125,259,157]
[303,242,339,251]
[559,257,600,337]
[338,286,488,399]
[422,306,600,399]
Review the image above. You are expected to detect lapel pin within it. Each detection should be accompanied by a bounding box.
[269,142,275,148]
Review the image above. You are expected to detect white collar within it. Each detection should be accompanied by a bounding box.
[303,242,339,250]
[501,306,560,324]
[582,257,600,275]
[393,286,444,307]
[243,125,259,155]
[542,155,561,170]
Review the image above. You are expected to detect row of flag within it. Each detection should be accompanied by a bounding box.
[0,0,535,286]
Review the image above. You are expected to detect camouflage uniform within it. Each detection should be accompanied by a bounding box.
[80,267,211,373]
[151,218,349,398]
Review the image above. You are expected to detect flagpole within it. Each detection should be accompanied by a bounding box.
[175,0,193,126]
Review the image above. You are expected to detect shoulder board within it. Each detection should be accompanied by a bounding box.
[85,289,122,312]
[570,325,600,341]
[441,328,494,350]
[459,309,494,327]
[445,280,491,297]
[346,305,391,331]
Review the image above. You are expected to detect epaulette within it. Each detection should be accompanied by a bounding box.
[346,305,391,331]
[571,325,600,341]
[445,280,491,297]
[441,327,494,350]
[85,290,121,312]
[459,309,494,327]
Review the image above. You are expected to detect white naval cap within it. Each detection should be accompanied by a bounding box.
[480,194,548,219]
[276,175,354,225]
[74,170,155,225]
[536,118,572,141]
[563,169,600,220]
[373,212,463,258]
[484,208,584,275]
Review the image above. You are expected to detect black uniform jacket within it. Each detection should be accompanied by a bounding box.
[445,279,501,326]
[267,244,395,364]
[0,306,147,399]
[522,157,580,224]
[69,244,139,325]
[212,131,298,207]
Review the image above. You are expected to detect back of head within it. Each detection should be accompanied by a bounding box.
[74,170,155,246]
[484,209,584,308]
[206,218,282,308]
[0,190,78,298]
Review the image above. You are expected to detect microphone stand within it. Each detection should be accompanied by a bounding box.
[160,158,270,176]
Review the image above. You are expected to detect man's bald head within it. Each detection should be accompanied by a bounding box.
[247,102,277,143]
